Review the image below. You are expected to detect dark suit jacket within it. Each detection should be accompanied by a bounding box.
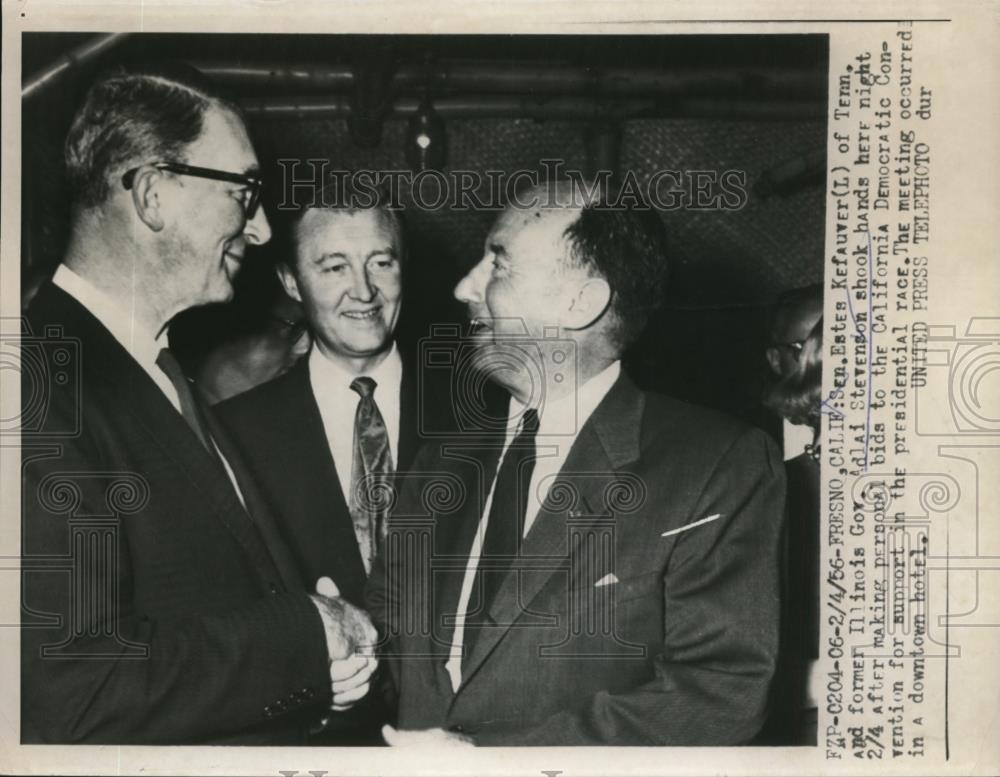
[20,282,331,744]
[215,349,459,742]
[758,450,821,745]
[367,371,786,745]
[214,349,450,606]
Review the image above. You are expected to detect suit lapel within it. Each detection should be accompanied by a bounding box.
[397,358,421,473]
[33,283,286,587]
[459,374,646,687]
[200,401,303,591]
[429,435,505,655]
[127,391,289,587]
[275,359,369,591]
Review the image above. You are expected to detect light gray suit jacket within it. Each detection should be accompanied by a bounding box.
[368,372,786,745]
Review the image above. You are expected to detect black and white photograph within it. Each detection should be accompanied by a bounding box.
[16,30,828,748]
[4,6,998,775]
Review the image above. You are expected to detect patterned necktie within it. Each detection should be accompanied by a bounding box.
[156,348,215,453]
[463,407,540,660]
[349,376,394,574]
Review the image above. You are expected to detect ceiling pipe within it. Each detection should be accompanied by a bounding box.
[195,62,825,100]
[585,120,622,182]
[240,95,824,122]
[22,33,130,99]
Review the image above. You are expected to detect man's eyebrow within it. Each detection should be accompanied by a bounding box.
[315,252,347,263]
[488,243,508,259]
[368,247,398,259]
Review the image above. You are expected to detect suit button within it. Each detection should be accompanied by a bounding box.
[269,583,278,594]
[449,724,464,733]
[263,705,274,717]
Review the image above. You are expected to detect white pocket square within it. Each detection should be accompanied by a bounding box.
[661,513,723,537]
[594,573,619,588]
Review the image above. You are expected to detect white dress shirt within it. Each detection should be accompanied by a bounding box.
[783,418,814,461]
[445,360,622,691]
[52,264,248,507]
[308,342,403,507]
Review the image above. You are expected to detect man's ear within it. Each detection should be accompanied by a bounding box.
[765,346,782,376]
[128,166,166,232]
[276,262,303,303]
[563,276,612,330]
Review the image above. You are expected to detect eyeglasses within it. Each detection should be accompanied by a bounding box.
[771,340,805,355]
[121,161,263,219]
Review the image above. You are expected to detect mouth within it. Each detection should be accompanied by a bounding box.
[222,251,244,278]
[342,307,382,321]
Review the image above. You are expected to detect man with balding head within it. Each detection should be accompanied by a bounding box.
[21,64,376,744]
[371,182,786,746]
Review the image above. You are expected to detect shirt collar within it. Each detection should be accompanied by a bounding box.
[308,340,403,395]
[508,360,621,438]
[52,264,168,365]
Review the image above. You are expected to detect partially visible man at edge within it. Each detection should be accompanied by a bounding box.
[20,63,377,744]
[765,284,823,461]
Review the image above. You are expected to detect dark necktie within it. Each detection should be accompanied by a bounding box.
[349,376,394,574]
[156,348,216,454]
[463,407,540,659]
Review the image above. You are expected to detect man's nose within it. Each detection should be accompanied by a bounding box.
[454,257,488,303]
[349,267,377,301]
[244,205,272,246]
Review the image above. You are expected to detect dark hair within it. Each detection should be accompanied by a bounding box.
[768,283,823,343]
[280,176,406,270]
[64,62,241,208]
[764,316,823,428]
[562,202,670,349]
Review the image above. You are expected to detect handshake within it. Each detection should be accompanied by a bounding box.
[310,577,472,747]
[309,576,379,712]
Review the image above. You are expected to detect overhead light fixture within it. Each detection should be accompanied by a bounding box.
[406,96,447,172]
[347,48,396,149]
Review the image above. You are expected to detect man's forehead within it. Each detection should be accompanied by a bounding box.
[297,207,400,249]
[184,106,258,171]
[491,202,581,250]
[775,300,823,340]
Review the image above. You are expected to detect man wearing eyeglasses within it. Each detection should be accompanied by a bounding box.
[21,63,378,744]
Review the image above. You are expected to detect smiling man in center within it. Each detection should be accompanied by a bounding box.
[217,193,431,744]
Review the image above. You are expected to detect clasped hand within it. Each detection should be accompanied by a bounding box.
[309,576,379,712]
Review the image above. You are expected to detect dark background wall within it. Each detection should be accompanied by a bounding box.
[21,33,828,428]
